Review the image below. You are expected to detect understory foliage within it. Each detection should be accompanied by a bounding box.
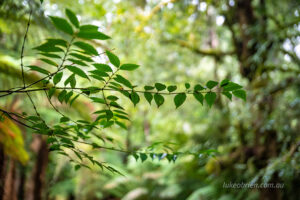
[0,7,246,173]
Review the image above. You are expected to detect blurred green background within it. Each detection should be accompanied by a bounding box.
[0,0,299,199]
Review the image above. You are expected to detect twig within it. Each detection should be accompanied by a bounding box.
[0,86,216,95]
[20,9,32,88]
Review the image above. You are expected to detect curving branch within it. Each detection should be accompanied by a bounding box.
[162,39,235,58]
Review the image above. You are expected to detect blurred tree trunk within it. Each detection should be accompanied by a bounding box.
[3,160,17,200]
[26,135,49,200]
[0,145,6,200]
[224,0,284,199]
[17,164,26,200]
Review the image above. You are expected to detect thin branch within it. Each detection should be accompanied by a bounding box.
[25,92,43,120]
[162,39,235,57]
[0,108,39,131]
[0,86,218,95]
[101,67,121,109]
[20,9,32,88]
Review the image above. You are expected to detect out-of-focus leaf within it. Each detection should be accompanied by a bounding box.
[232,89,246,101]
[205,92,217,108]
[77,25,110,40]
[93,64,112,72]
[67,65,89,80]
[144,92,153,105]
[206,80,218,89]
[130,91,140,106]
[53,72,63,85]
[66,9,79,28]
[0,116,29,165]
[73,41,98,55]
[106,51,120,67]
[154,93,164,107]
[49,16,73,35]
[26,65,49,75]
[193,92,204,105]
[120,64,139,71]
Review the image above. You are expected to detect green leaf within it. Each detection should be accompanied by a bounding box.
[140,153,147,162]
[174,93,186,108]
[193,92,204,105]
[155,83,166,91]
[48,87,56,99]
[74,165,81,171]
[206,80,218,89]
[67,65,89,80]
[144,86,154,90]
[113,110,128,116]
[69,53,93,62]
[185,83,190,89]
[89,70,109,77]
[65,9,79,28]
[40,0,43,4]
[39,53,61,59]
[77,26,110,40]
[194,84,204,91]
[103,120,114,128]
[64,74,76,88]
[114,114,130,121]
[107,95,118,101]
[49,16,73,35]
[223,82,243,91]
[68,58,87,66]
[130,91,140,106]
[90,75,105,82]
[106,51,120,67]
[26,65,49,75]
[220,79,230,87]
[105,110,113,121]
[120,64,139,71]
[60,138,74,146]
[58,90,67,103]
[78,25,98,32]
[90,97,106,104]
[46,39,68,47]
[41,80,50,85]
[26,116,41,121]
[34,42,64,52]
[53,72,63,85]
[167,85,177,92]
[70,94,79,106]
[49,144,60,151]
[46,137,56,144]
[232,89,246,101]
[93,64,112,72]
[154,93,164,108]
[60,116,70,122]
[115,121,127,130]
[40,58,57,67]
[133,154,139,161]
[64,91,74,103]
[222,91,232,101]
[114,75,132,88]
[144,92,153,105]
[73,41,98,55]
[205,92,217,108]
[110,102,124,110]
